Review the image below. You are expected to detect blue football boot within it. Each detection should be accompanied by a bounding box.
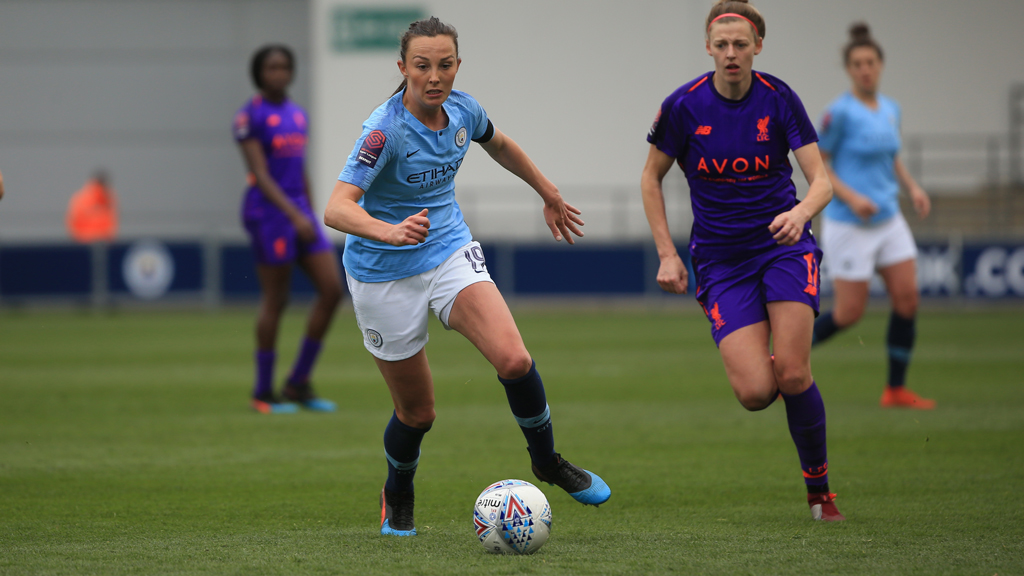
[251,393,299,414]
[380,486,416,536]
[282,382,337,412]
[532,452,611,506]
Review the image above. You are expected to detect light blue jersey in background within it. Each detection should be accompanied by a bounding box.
[338,89,492,282]
[818,92,902,225]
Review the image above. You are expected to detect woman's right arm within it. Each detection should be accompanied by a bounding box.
[238,139,316,240]
[820,150,878,220]
[324,180,431,247]
[641,144,688,294]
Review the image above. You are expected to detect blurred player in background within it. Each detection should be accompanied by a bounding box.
[324,17,609,536]
[642,0,843,521]
[0,168,5,201]
[67,169,117,243]
[812,23,934,410]
[235,44,343,414]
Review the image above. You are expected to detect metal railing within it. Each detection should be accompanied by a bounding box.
[903,132,1017,192]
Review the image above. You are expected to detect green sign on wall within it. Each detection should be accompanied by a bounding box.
[331,7,426,52]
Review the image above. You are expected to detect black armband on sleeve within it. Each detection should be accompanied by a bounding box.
[472,119,495,144]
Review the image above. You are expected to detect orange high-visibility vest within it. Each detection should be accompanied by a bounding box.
[67,179,118,243]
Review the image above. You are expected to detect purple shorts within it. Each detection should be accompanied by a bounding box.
[244,208,333,266]
[693,242,822,347]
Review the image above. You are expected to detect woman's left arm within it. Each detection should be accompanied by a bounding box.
[479,128,584,244]
[769,142,834,246]
[893,157,931,219]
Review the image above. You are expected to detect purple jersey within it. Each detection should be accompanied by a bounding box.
[234,95,309,220]
[648,71,818,260]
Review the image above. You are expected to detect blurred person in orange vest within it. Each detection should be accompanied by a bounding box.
[67,169,117,242]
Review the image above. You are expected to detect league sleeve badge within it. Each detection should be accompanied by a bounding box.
[358,130,387,168]
[234,112,250,139]
[648,108,662,138]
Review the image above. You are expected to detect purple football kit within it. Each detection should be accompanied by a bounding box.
[234,95,331,265]
[648,71,821,347]
[649,70,831,494]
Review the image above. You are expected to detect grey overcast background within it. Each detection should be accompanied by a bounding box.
[2,0,1022,242]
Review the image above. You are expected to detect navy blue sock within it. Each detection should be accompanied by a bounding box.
[887,312,916,388]
[383,411,430,493]
[498,360,556,468]
[782,382,829,489]
[812,311,841,346]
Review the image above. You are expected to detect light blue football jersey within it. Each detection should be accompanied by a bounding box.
[818,92,902,225]
[338,89,492,282]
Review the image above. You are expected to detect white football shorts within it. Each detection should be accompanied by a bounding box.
[821,213,918,282]
[346,240,494,361]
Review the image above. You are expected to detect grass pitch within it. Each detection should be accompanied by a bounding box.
[1,304,1022,575]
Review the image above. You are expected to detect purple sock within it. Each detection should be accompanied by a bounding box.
[287,337,322,386]
[781,382,829,488]
[254,350,275,398]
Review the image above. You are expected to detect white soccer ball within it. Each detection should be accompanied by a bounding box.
[473,479,552,554]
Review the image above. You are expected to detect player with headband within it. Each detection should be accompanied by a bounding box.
[325,17,610,536]
[641,0,844,521]
[812,23,935,410]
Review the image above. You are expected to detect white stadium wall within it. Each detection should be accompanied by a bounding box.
[0,1,1021,242]
[311,0,1024,241]
[0,0,312,242]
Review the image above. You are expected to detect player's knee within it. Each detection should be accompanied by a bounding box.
[261,295,289,315]
[495,352,533,381]
[320,281,343,307]
[834,304,864,328]
[773,363,811,395]
[735,389,774,411]
[892,291,918,318]
[400,405,436,429]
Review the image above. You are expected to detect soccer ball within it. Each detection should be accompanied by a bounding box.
[473,479,552,554]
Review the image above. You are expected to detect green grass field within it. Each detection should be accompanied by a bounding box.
[1,304,1022,575]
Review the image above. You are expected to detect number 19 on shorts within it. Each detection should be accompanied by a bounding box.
[464,245,487,274]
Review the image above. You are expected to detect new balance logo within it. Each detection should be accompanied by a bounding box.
[695,126,712,135]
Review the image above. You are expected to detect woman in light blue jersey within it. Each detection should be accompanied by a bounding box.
[324,17,609,538]
[812,23,934,409]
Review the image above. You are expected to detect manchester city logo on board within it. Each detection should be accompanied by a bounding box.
[455,126,467,147]
[123,240,175,300]
[366,329,383,348]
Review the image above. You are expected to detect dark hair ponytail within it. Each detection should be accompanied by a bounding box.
[843,22,883,64]
[392,17,459,96]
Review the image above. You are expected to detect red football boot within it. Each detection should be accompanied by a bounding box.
[880,387,936,410]
[808,491,845,521]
